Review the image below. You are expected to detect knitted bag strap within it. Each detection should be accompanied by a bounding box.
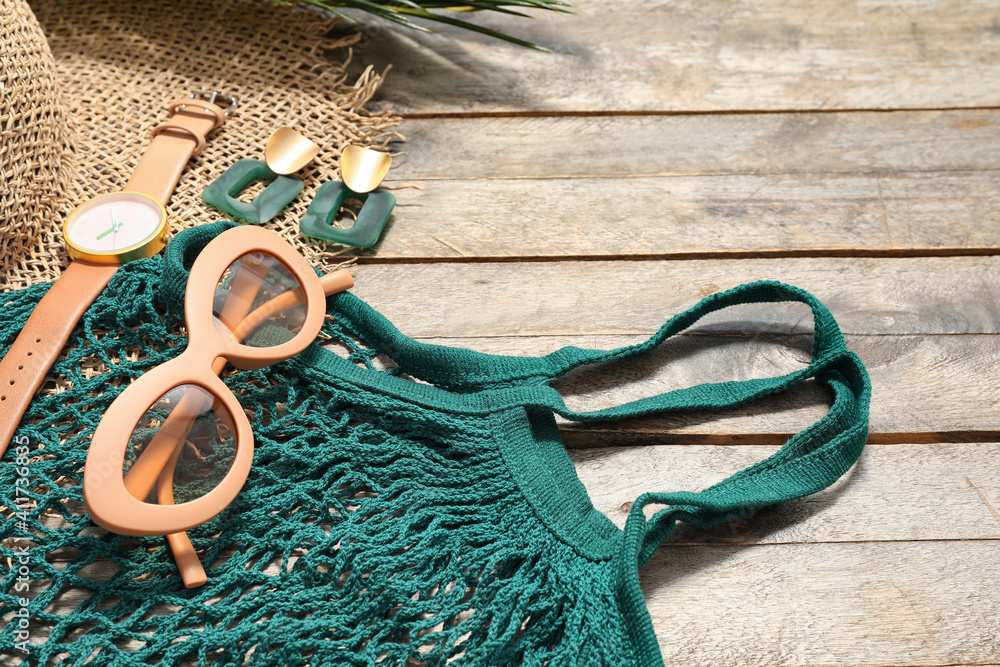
[334,279,867,466]
[376,280,863,666]
[528,280,866,420]
[335,277,862,401]
[343,279,869,553]
[494,281,870,667]
[477,283,869,538]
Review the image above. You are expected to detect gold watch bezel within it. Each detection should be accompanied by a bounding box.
[63,191,169,265]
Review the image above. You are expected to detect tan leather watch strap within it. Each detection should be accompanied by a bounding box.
[124,98,226,204]
[0,96,227,459]
[0,261,118,458]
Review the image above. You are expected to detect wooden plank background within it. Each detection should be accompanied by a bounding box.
[17,2,998,665]
[336,0,1000,664]
[347,0,1000,114]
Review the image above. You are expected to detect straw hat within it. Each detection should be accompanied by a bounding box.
[1,0,401,290]
[0,0,72,284]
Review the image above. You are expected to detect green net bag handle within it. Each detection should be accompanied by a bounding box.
[334,279,866,432]
[522,281,869,666]
[330,278,869,527]
[473,281,869,666]
[334,280,869,525]
[338,278,869,666]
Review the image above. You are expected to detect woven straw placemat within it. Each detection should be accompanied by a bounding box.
[2,0,401,290]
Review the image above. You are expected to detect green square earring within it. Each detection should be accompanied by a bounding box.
[204,134,395,247]
[299,182,395,248]
[202,158,304,225]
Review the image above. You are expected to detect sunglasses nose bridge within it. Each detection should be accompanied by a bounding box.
[172,332,231,378]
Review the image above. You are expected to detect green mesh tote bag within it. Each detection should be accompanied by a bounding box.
[0,222,869,666]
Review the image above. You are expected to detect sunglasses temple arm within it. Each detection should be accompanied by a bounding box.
[122,358,227,501]
[166,530,208,589]
[217,258,273,331]
[157,438,209,589]
[225,269,354,342]
[320,269,354,297]
[119,386,216,588]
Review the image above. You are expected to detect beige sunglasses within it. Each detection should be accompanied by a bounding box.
[84,225,353,587]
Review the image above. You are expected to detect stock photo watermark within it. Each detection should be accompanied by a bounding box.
[8,435,32,655]
[352,20,383,52]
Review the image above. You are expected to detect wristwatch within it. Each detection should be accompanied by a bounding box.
[0,92,235,458]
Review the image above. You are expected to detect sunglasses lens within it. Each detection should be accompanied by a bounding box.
[213,251,308,348]
[122,384,238,505]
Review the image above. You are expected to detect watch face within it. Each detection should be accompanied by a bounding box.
[64,191,167,260]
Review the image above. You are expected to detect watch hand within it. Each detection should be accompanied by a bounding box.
[96,218,124,241]
[111,205,119,250]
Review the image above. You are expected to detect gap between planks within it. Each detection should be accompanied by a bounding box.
[563,430,1000,448]
[399,104,1000,120]
[352,247,1000,265]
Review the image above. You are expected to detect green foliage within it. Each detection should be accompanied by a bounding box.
[286,0,572,50]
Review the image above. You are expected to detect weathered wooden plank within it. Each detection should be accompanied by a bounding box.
[347,0,1000,114]
[402,334,1000,443]
[348,257,1000,338]
[24,541,1000,666]
[645,541,1000,666]
[368,169,1000,258]
[344,258,1000,441]
[571,443,1000,542]
[390,111,1000,181]
[27,443,1000,557]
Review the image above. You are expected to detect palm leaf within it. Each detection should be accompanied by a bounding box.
[279,0,571,49]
